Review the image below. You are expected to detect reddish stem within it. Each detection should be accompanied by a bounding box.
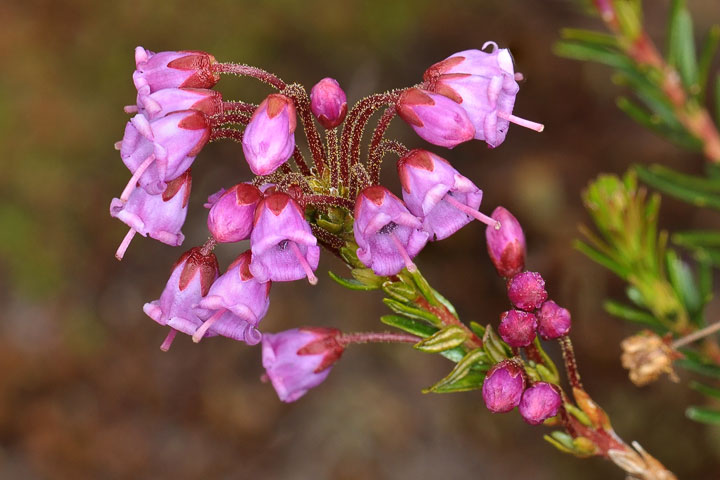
[222,100,256,113]
[210,127,243,143]
[338,331,420,346]
[282,83,327,175]
[559,336,583,390]
[368,107,398,183]
[212,63,286,90]
[303,194,355,211]
[210,112,250,126]
[292,145,312,177]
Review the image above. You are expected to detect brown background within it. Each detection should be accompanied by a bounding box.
[1,0,719,478]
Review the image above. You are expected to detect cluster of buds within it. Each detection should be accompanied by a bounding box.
[480,209,571,424]
[111,42,544,401]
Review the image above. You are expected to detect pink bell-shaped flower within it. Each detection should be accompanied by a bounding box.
[206,183,263,243]
[353,186,429,276]
[310,77,348,129]
[424,42,543,148]
[133,47,220,93]
[191,251,272,345]
[130,86,223,120]
[118,110,210,196]
[398,149,496,241]
[250,192,320,284]
[396,88,475,148]
[143,247,219,351]
[110,169,192,260]
[262,327,344,402]
[242,94,297,176]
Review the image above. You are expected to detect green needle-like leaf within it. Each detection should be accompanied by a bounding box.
[635,164,720,210]
[328,271,379,290]
[668,0,699,90]
[686,406,720,425]
[414,326,467,353]
[698,25,720,98]
[690,381,720,400]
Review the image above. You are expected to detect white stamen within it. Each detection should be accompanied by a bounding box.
[389,231,417,273]
[193,309,226,343]
[115,228,137,261]
[160,328,178,352]
[443,195,500,229]
[290,241,318,285]
[497,111,544,132]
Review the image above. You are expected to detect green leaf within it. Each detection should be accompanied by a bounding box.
[698,25,720,98]
[604,300,664,329]
[425,370,487,394]
[690,381,720,400]
[616,96,661,130]
[350,268,386,288]
[574,240,630,278]
[667,0,698,90]
[424,348,489,393]
[553,41,635,70]
[328,271,379,291]
[414,326,468,353]
[635,164,720,210]
[382,298,441,325]
[544,431,577,455]
[469,321,486,338]
[666,249,701,314]
[431,287,458,318]
[686,406,720,425]
[614,0,642,40]
[482,324,510,363]
[380,315,438,338]
[381,281,417,303]
[677,350,720,379]
[565,404,593,427]
[560,28,620,48]
[408,269,440,307]
[715,74,720,125]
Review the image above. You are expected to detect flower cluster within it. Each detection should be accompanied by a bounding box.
[480,208,571,424]
[111,42,544,401]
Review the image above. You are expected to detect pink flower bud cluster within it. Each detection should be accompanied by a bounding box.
[482,360,562,425]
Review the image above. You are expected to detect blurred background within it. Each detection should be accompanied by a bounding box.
[1,0,719,478]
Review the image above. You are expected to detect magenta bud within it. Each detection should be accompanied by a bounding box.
[262,327,344,402]
[485,206,526,278]
[538,300,571,339]
[519,382,562,425]
[133,47,220,93]
[482,360,526,413]
[397,88,474,148]
[498,310,538,347]
[242,94,297,176]
[207,183,263,242]
[507,271,548,312]
[310,77,348,129]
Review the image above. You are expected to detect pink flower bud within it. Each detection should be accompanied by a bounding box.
[519,382,562,425]
[353,186,429,276]
[250,192,320,284]
[482,360,526,413]
[498,310,538,347]
[133,47,219,93]
[207,183,263,243]
[397,88,474,148]
[262,327,344,402]
[143,247,219,350]
[310,77,348,129]
[485,207,526,278]
[242,94,297,176]
[507,271,547,312]
[538,300,572,339]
